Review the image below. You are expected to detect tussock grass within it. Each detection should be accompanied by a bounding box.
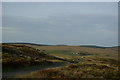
[16,57,119,79]
[3,44,119,79]
[2,44,64,71]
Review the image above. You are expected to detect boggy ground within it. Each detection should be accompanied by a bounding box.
[2,43,119,79]
[16,56,119,79]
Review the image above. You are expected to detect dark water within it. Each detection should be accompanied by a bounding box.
[2,62,68,78]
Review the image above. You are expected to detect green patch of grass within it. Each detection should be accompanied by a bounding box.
[46,50,77,56]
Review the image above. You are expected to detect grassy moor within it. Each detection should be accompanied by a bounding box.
[2,43,119,79]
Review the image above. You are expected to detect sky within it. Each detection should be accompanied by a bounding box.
[0,2,1,43]
[2,2,118,47]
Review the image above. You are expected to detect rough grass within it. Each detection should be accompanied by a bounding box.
[16,56,119,79]
[2,44,65,71]
[2,56,52,70]
[16,62,119,78]
[30,45,118,59]
[2,44,119,79]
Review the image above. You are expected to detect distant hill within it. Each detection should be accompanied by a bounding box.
[2,42,118,49]
[80,45,119,52]
[3,42,53,46]
[80,45,111,49]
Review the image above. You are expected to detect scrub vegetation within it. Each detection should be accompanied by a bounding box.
[2,43,119,79]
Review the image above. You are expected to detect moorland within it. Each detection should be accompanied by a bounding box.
[1,43,119,79]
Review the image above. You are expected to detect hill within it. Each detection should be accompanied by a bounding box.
[2,43,66,70]
[2,43,55,59]
[27,45,118,60]
[2,43,119,78]
[80,45,109,49]
[3,42,53,46]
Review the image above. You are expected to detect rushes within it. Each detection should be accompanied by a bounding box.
[16,61,119,78]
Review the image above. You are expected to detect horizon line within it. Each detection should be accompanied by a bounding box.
[1,42,119,47]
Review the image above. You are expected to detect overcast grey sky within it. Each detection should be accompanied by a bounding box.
[2,2,118,47]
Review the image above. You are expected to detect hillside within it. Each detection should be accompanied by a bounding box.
[14,44,119,79]
[2,43,119,79]
[2,43,65,70]
[25,45,118,60]
[2,43,56,60]
[17,61,119,79]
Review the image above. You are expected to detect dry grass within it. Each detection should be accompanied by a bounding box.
[16,58,119,78]
[3,44,119,79]
[2,44,65,70]
[29,45,118,59]
[48,60,65,62]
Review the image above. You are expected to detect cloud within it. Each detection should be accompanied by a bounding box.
[2,26,24,34]
[2,14,118,46]
[2,26,28,42]
[2,2,118,46]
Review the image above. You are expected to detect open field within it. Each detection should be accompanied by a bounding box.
[27,45,118,60]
